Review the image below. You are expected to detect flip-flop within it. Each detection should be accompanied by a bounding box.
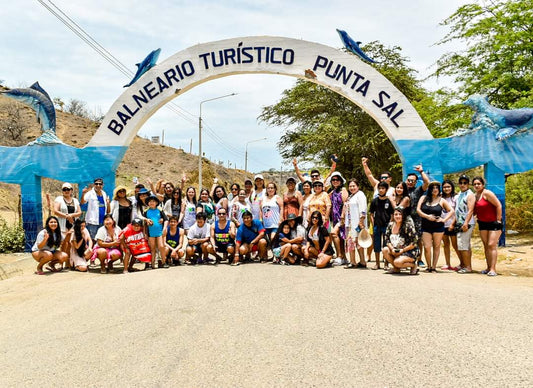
[45,265,59,273]
[410,268,419,275]
[230,261,241,266]
[34,270,45,275]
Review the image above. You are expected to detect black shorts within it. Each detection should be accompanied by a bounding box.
[215,242,234,253]
[190,243,204,254]
[444,228,457,236]
[478,220,503,231]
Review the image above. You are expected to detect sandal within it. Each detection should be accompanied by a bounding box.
[230,261,241,266]
[45,265,59,273]
[487,271,498,277]
[34,270,45,275]
[480,269,490,274]
[386,268,401,274]
[371,265,380,270]
[410,268,419,275]
[356,263,367,268]
[457,268,472,274]
[344,263,356,269]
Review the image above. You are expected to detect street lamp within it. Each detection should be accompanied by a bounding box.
[245,137,267,172]
[198,93,237,189]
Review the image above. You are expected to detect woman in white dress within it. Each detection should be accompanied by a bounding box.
[341,179,368,269]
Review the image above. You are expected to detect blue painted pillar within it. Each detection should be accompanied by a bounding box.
[21,176,43,252]
[484,162,506,247]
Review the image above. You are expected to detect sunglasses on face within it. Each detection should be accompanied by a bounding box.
[62,188,72,191]
[311,216,319,220]
[407,179,415,183]
[94,183,103,186]
[331,178,340,182]
[218,212,226,215]
[459,181,468,185]
[311,174,319,178]
[380,176,389,180]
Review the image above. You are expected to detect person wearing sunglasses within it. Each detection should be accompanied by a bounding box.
[292,157,337,190]
[208,208,236,264]
[361,157,395,199]
[80,178,110,240]
[53,182,82,240]
[452,175,476,273]
[404,164,430,267]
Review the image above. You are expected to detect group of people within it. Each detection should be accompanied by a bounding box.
[31,157,503,277]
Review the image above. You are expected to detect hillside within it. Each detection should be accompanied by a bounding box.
[0,88,277,221]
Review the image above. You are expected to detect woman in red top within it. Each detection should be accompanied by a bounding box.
[473,176,502,276]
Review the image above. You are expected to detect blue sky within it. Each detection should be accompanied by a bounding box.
[1,0,468,173]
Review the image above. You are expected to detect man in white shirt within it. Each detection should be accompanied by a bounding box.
[80,178,110,239]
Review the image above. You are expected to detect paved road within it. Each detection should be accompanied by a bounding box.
[0,264,531,387]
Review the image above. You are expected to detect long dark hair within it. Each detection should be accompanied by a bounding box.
[441,179,456,199]
[73,219,87,258]
[393,207,411,238]
[307,210,324,231]
[424,182,441,204]
[171,188,182,206]
[272,220,291,247]
[213,185,227,202]
[185,186,197,205]
[45,216,62,248]
[395,182,409,202]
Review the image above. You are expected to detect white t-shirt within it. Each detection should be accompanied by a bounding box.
[95,226,122,244]
[187,222,210,240]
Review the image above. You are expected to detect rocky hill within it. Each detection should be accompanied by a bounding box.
[0,87,277,222]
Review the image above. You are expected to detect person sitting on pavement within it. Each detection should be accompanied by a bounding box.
[232,210,268,266]
[120,217,152,273]
[271,221,294,265]
[286,213,307,264]
[186,212,211,265]
[302,211,334,268]
[91,214,122,274]
[382,207,420,275]
[69,219,92,272]
[163,215,185,266]
[207,207,236,264]
[31,215,69,275]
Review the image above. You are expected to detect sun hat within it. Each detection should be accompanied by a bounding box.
[329,171,346,185]
[286,213,303,224]
[138,188,150,195]
[113,185,128,198]
[254,174,264,181]
[358,228,372,249]
[62,182,73,190]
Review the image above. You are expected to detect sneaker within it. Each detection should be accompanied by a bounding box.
[441,265,450,271]
[280,260,289,266]
[457,268,472,274]
[487,271,498,276]
[332,257,344,266]
[417,261,426,267]
[480,269,490,274]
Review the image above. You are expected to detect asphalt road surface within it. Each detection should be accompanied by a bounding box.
[0,264,531,387]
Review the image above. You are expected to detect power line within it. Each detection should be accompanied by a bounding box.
[37,0,198,123]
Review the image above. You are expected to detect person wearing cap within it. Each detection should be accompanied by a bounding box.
[452,175,476,273]
[250,174,266,221]
[143,195,168,268]
[308,180,331,229]
[328,171,349,265]
[134,187,151,222]
[233,210,268,265]
[110,185,135,230]
[81,178,110,240]
[53,182,82,240]
[283,177,303,219]
[120,217,152,272]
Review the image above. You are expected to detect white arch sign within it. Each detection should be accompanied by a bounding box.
[87,36,432,149]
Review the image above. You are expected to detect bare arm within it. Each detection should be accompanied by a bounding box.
[293,158,306,183]
[485,190,503,221]
[362,157,379,188]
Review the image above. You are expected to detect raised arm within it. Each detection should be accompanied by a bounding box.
[293,158,306,183]
[362,157,379,188]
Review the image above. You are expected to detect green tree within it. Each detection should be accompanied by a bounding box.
[433,0,533,108]
[259,42,444,190]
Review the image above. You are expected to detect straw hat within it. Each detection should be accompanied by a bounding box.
[358,228,372,249]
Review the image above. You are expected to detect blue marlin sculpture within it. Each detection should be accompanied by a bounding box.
[0,82,56,132]
[124,48,161,87]
[463,95,533,141]
[336,29,376,63]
